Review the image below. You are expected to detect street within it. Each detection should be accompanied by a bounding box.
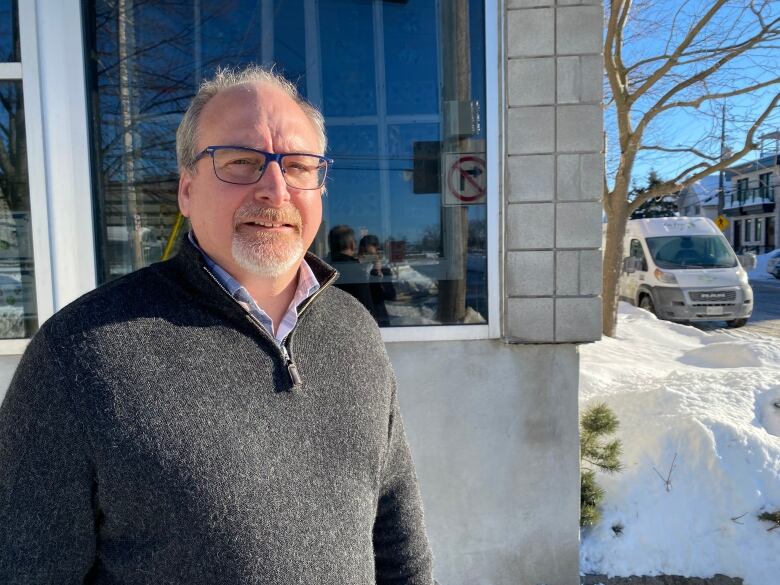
[742,277,780,339]
[693,277,780,339]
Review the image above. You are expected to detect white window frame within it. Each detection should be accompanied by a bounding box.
[382,0,501,342]
[0,2,46,353]
[0,0,97,355]
[7,0,500,353]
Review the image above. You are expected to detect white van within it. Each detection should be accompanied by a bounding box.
[620,217,754,327]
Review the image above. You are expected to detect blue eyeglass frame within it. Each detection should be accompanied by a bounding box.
[194,145,334,189]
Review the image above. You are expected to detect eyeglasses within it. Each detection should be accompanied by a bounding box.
[194,145,333,190]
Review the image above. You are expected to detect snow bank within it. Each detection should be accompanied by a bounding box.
[748,251,778,282]
[580,303,780,585]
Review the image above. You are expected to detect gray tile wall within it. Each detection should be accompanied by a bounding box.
[505,0,604,343]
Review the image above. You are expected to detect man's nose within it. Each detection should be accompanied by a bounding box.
[253,161,290,206]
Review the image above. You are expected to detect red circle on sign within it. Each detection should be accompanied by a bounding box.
[447,156,486,202]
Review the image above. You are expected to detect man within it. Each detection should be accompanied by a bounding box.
[327,226,395,327]
[0,66,433,584]
[327,224,377,316]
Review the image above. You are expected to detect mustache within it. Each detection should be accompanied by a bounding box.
[233,205,302,230]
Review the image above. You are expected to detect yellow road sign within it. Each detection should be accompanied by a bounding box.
[714,215,729,231]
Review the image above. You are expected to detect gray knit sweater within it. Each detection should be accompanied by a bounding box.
[0,241,433,584]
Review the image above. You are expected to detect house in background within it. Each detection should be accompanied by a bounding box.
[676,173,725,221]
[722,150,779,254]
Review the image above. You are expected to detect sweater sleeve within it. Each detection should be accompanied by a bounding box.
[0,333,98,584]
[373,385,434,585]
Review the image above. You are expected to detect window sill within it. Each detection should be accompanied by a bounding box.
[0,339,31,356]
[381,324,491,343]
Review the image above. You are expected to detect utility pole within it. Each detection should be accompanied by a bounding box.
[437,0,471,324]
[717,104,726,218]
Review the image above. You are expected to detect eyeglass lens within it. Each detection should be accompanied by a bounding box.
[212,148,327,189]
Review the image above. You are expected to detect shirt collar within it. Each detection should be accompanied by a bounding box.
[187,231,320,331]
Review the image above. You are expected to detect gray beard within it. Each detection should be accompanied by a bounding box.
[231,230,304,278]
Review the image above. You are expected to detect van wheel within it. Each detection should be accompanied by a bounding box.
[726,318,748,328]
[639,294,655,315]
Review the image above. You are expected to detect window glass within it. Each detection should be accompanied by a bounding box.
[759,172,771,198]
[645,236,737,269]
[736,178,749,198]
[629,239,646,271]
[383,1,439,117]
[0,81,38,338]
[0,0,20,63]
[85,0,489,327]
[319,1,377,117]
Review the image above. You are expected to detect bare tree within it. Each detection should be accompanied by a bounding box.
[602,0,780,336]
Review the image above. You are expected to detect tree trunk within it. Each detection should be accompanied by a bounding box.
[602,201,629,337]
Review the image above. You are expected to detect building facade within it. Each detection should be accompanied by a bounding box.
[722,153,779,254]
[676,174,723,222]
[0,1,604,584]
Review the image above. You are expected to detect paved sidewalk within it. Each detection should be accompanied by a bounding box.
[582,575,743,585]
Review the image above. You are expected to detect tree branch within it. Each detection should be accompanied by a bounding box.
[614,0,632,77]
[640,145,720,161]
[650,15,780,111]
[658,79,780,112]
[631,0,729,101]
[627,91,780,213]
[605,0,630,102]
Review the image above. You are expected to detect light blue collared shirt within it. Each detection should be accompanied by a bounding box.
[188,233,320,346]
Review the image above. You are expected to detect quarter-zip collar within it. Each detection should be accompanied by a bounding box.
[167,237,339,316]
[186,232,321,345]
[165,238,339,390]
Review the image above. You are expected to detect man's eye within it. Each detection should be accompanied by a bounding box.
[227,158,257,166]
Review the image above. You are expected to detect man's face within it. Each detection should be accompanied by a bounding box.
[178,82,324,281]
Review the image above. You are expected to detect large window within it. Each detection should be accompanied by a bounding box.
[759,172,772,200]
[0,0,37,339]
[85,0,489,328]
[736,178,749,201]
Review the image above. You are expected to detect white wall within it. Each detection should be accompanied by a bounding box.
[0,338,582,585]
[0,356,20,403]
[389,340,581,585]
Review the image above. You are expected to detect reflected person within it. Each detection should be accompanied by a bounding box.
[328,224,377,317]
[359,234,396,327]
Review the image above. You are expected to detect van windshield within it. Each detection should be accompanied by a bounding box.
[645,235,738,269]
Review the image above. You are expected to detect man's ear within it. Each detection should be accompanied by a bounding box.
[178,170,193,218]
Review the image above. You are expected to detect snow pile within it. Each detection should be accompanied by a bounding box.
[580,303,780,585]
[748,251,778,282]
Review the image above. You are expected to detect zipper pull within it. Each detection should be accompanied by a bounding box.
[287,361,303,388]
[281,345,302,388]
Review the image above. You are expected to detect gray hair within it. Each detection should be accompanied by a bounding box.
[176,65,327,171]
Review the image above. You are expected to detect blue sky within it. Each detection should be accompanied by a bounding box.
[605,0,780,191]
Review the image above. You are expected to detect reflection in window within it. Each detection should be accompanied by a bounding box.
[0,0,20,63]
[0,82,37,338]
[86,0,488,327]
[759,172,771,199]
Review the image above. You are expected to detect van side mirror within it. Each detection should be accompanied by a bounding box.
[622,257,642,274]
[738,252,756,271]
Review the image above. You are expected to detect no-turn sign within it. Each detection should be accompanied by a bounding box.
[442,153,486,206]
